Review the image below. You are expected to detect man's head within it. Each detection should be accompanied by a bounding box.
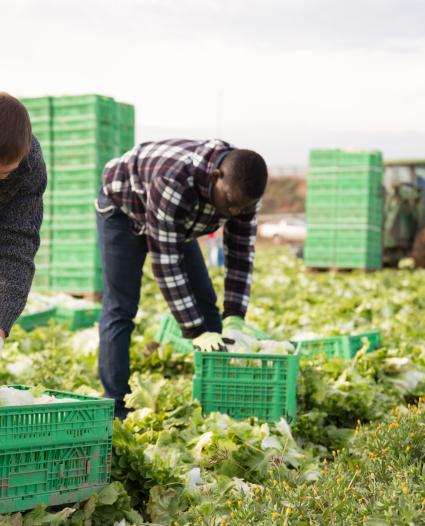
[0,93,32,180]
[211,149,268,218]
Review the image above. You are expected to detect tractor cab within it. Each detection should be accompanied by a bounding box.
[383,159,425,266]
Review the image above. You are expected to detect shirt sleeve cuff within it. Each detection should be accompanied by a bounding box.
[223,310,246,320]
[181,324,207,339]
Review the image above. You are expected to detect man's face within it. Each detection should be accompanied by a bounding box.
[0,159,20,181]
[211,169,257,218]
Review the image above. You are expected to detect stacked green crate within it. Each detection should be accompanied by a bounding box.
[51,95,118,293]
[115,102,135,155]
[20,97,53,291]
[305,149,383,269]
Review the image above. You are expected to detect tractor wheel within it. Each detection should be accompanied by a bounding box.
[411,228,425,267]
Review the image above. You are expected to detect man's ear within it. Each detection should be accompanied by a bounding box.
[211,169,223,184]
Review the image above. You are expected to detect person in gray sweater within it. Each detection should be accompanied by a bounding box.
[0,93,47,349]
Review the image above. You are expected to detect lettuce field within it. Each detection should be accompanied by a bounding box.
[1,248,425,526]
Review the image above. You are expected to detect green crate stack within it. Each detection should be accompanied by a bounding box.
[115,102,135,155]
[20,94,135,294]
[50,95,119,293]
[304,149,383,269]
[21,97,53,291]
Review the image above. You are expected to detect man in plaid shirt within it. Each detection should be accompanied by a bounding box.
[96,139,268,418]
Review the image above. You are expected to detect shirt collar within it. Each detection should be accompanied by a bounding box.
[206,150,229,204]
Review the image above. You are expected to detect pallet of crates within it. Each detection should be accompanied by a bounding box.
[304,150,340,268]
[334,150,383,269]
[304,149,383,270]
[50,95,117,295]
[21,96,54,291]
[0,385,114,513]
[50,200,103,295]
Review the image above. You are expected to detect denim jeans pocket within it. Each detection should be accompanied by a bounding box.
[95,189,118,219]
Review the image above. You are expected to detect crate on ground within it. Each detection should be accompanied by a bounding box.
[17,306,57,331]
[349,330,382,355]
[156,313,270,353]
[192,348,300,423]
[155,313,195,353]
[0,441,111,514]
[54,303,102,330]
[297,330,382,359]
[0,385,113,513]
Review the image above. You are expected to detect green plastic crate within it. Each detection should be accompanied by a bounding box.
[54,304,101,330]
[33,129,52,144]
[34,241,51,266]
[309,149,383,169]
[20,96,52,122]
[53,189,99,203]
[192,349,300,423]
[339,150,383,168]
[0,385,113,513]
[306,191,381,208]
[155,314,195,353]
[53,123,117,145]
[116,102,135,128]
[17,306,57,331]
[309,149,342,167]
[335,227,382,248]
[0,441,111,513]
[155,313,270,354]
[307,209,383,227]
[52,95,116,124]
[31,268,51,291]
[297,330,382,359]
[52,222,97,242]
[50,270,103,293]
[52,242,100,267]
[52,202,96,218]
[334,251,382,269]
[0,386,113,449]
[306,226,382,262]
[53,174,101,193]
[53,143,115,168]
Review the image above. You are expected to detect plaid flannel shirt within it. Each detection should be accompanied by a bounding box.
[102,139,259,338]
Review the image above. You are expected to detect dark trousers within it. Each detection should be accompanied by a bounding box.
[96,189,221,418]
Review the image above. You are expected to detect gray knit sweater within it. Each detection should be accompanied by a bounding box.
[0,135,46,335]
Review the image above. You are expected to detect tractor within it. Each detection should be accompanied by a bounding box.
[383,159,425,267]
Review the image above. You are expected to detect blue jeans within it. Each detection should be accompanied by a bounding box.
[96,189,222,418]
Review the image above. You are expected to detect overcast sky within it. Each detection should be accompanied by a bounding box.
[2,0,425,165]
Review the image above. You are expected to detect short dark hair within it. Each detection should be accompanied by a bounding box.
[0,92,32,164]
[222,149,268,199]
